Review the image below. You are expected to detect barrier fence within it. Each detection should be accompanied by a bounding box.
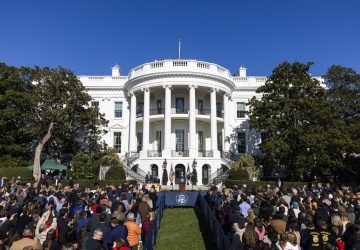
[143,192,232,250]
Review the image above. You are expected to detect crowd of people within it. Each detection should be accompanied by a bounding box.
[207,178,360,249]
[2,171,360,250]
[0,174,158,250]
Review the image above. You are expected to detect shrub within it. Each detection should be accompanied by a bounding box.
[191,168,198,184]
[0,167,34,181]
[105,166,126,180]
[69,152,96,179]
[228,168,249,180]
[162,169,168,184]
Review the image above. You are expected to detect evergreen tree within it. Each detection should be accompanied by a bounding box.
[324,65,360,181]
[191,168,198,184]
[0,63,33,167]
[162,168,168,184]
[247,61,338,179]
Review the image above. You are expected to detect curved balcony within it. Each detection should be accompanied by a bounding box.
[136,107,224,121]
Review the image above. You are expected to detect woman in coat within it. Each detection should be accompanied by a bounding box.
[124,213,141,250]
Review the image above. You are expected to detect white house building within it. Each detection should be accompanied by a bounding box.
[79,59,321,185]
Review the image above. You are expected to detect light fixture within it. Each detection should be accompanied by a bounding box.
[192,158,197,169]
[163,159,167,169]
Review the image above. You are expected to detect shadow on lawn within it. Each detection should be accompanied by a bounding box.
[193,206,217,250]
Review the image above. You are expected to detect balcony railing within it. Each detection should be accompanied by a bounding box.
[147,150,162,157]
[171,150,189,157]
[136,107,224,118]
[150,108,165,116]
[198,150,213,157]
[197,108,211,115]
[172,107,189,114]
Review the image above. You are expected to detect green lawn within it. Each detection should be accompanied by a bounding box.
[153,207,216,250]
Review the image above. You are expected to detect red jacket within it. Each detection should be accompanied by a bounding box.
[141,220,153,242]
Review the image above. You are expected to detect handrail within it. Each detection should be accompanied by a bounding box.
[143,194,165,250]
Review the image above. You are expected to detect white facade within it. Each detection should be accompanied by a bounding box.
[79,60,322,185]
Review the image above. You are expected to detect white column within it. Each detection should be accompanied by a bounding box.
[163,85,172,157]
[188,85,197,157]
[129,92,137,153]
[223,92,230,152]
[141,88,150,156]
[210,88,218,153]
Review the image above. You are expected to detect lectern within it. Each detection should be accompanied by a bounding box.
[179,177,186,191]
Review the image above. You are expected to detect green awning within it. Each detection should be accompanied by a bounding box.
[27,159,68,171]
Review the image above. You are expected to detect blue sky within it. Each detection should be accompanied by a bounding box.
[1,1,359,77]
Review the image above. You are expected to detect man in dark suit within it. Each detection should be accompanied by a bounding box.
[92,213,111,248]
[109,217,129,247]
[154,176,160,184]
[57,208,69,246]
[87,206,103,235]
[145,172,152,183]
[86,228,103,250]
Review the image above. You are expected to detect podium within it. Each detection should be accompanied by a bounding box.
[179,178,186,191]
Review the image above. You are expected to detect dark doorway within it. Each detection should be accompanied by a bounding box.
[202,165,209,185]
[175,164,186,184]
[151,164,159,180]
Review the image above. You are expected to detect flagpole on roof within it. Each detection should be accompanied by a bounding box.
[178,39,181,59]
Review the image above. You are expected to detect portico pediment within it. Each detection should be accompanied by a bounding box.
[109,123,127,130]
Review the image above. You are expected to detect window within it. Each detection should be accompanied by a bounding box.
[114,102,122,118]
[237,132,246,153]
[176,98,184,113]
[237,102,245,118]
[175,130,184,152]
[217,132,223,151]
[156,131,161,151]
[113,132,121,153]
[91,101,99,117]
[137,102,144,117]
[157,100,162,114]
[216,102,222,118]
[91,101,99,109]
[137,132,142,152]
[198,100,203,114]
[198,131,204,150]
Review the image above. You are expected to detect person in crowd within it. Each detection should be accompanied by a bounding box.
[124,213,141,250]
[109,217,129,248]
[277,231,299,250]
[85,228,103,250]
[242,223,259,249]
[138,196,152,223]
[93,213,111,248]
[35,208,57,245]
[10,228,42,250]
[239,195,251,218]
[112,238,130,250]
[141,213,152,244]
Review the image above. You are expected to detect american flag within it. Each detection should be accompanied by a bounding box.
[169,164,174,181]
